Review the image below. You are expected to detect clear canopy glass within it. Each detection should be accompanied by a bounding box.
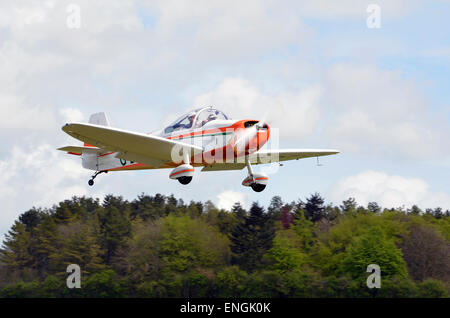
[164,106,229,134]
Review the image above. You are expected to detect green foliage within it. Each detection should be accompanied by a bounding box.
[97,203,131,264]
[1,221,34,270]
[340,226,407,279]
[265,230,306,273]
[416,279,449,298]
[214,266,248,297]
[159,215,230,272]
[55,222,105,275]
[293,209,315,252]
[376,276,418,298]
[304,193,326,222]
[231,202,275,271]
[84,270,124,298]
[1,193,449,298]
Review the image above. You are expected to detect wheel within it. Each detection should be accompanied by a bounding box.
[251,183,266,192]
[178,176,193,185]
[88,179,94,186]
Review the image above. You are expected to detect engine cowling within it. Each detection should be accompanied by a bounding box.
[170,164,194,184]
[242,172,268,192]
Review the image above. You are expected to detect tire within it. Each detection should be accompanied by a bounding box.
[251,183,266,192]
[178,176,193,185]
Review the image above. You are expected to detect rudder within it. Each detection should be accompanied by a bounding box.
[88,112,110,126]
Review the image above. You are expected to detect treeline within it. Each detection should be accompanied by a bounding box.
[0,193,449,298]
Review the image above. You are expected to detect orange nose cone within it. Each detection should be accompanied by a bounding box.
[231,120,270,158]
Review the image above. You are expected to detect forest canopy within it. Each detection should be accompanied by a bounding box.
[0,193,449,298]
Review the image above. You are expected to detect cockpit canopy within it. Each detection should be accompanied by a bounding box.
[164,106,229,134]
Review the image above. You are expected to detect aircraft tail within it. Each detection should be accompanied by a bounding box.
[88,112,110,126]
[58,111,118,171]
[84,112,110,147]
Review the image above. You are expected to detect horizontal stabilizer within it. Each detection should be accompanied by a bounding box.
[57,145,104,156]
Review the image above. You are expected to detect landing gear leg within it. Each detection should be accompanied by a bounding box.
[245,156,254,183]
[243,156,267,192]
[88,170,107,186]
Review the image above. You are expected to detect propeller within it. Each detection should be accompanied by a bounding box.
[233,119,268,156]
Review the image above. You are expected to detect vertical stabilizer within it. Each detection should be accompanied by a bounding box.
[88,112,110,126]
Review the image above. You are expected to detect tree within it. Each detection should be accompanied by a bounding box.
[400,224,450,282]
[55,222,105,275]
[268,196,283,220]
[97,205,131,264]
[32,216,61,277]
[340,198,357,215]
[367,202,381,214]
[340,226,407,280]
[265,231,306,273]
[408,205,422,215]
[279,205,295,229]
[304,193,326,222]
[159,215,230,272]
[130,193,161,220]
[2,192,449,298]
[292,209,315,252]
[230,202,275,271]
[0,221,34,276]
[433,207,444,219]
[231,202,246,220]
[18,208,43,232]
[186,201,202,218]
[416,279,449,298]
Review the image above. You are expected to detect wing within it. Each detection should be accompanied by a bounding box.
[250,149,340,163]
[61,123,203,167]
[201,148,339,171]
[201,163,245,171]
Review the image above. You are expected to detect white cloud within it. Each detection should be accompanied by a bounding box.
[330,170,450,210]
[0,144,106,239]
[147,0,310,61]
[294,0,419,19]
[0,92,56,133]
[323,63,449,160]
[192,78,321,139]
[59,107,84,123]
[216,190,248,211]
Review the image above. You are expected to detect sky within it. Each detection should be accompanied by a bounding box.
[0,0,450,239]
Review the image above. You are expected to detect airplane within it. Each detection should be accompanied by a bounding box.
[58,106,339,192]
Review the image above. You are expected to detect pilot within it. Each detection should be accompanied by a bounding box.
[184,114,196,129]
[201,114,217,127]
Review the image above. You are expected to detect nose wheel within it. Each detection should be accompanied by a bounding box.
[242,156,268,192]
[251,183,266,192]
[178,176,193,185]
[88,170,107,186]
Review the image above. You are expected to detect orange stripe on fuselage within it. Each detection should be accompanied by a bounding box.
[167,125,234,140]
